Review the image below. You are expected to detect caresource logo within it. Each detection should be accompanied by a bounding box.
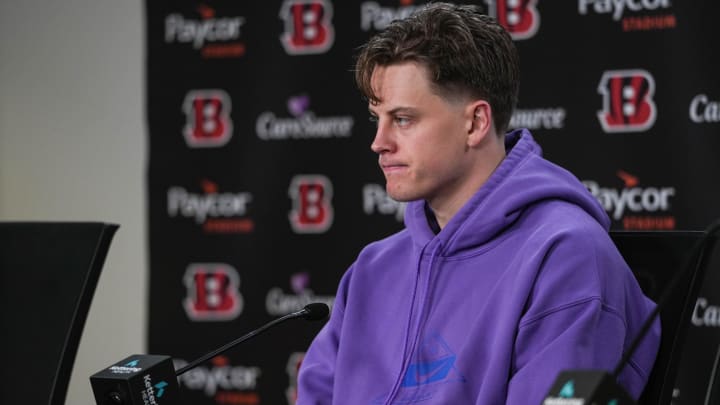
[360,1,422,32]
[509,107,566,131]
[689,94,720,124]
[183,263,243,321]
[183,89,233,148]
[175,355,261,401]
[597,69,657,133]
[578,0,676,32]
[165,5,246,58]
[486,0,540,40]
[583,170,676,230]
[167,179,254,234]
[279,0,334,55]
[363,183,405,222]
[691,298,720,328]
[266,272,335,316]
[256,94,354,140]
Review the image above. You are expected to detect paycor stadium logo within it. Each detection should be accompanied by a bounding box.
[167,179,254,234]
[165,5,246,58]
[578,0,676,32]
[583,170,676,230]
[360,1,422,32]
[175,355,261,405]
[363,183,405,222]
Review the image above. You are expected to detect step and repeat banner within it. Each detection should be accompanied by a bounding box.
[146,1,720,404]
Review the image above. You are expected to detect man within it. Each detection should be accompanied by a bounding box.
[296,3,660,404]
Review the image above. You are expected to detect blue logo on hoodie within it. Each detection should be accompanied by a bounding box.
[401,357,456,387]
[372,334,466,404]
[401,334,465,388]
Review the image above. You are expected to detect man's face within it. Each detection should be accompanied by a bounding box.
[368,62,476,207]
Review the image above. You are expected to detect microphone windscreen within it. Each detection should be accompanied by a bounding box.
[302,303,330,321]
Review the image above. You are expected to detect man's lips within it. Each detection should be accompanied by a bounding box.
[379,162,407,173]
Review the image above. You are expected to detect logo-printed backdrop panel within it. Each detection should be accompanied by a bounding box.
[147,1,720,404]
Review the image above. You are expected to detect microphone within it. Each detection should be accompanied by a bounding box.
[89,303,329,405]
[542,220,720,405]
[175,302,329,375]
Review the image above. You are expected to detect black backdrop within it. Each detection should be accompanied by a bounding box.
[146,1,720,404]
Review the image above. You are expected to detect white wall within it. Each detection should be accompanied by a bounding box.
[0,1,146,404]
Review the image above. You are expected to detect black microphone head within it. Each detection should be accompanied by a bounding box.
[302,303,330,321]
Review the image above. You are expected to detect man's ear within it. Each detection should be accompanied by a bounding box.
[467,100,492,147]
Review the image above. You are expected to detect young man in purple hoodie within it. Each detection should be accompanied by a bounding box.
[296,3,660,404]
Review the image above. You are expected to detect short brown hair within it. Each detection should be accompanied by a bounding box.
[355,2,520,134]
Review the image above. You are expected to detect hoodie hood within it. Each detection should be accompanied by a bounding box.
[404,128,610,254]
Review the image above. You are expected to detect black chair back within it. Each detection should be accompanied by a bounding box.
[611,230,715,405]
[0,222,118,405]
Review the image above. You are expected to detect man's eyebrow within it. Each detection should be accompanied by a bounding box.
[389,107,418,115]
[368,106,418,115]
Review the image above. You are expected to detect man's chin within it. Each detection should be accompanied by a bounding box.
[385,187,419,203]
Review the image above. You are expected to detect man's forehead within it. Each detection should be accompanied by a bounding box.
[371,62,474,107]
[370,62,429,88]
[369,64,432,109]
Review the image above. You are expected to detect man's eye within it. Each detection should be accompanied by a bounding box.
[368,115,378,124]
[395,116,411,126]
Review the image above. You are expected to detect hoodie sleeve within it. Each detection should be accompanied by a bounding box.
[296,265,353,405]
[506,298,627,404]
[504,229,659,405]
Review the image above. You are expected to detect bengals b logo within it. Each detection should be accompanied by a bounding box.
[279,0,334,55]
[183,263,243,321]
[183,89,233,147]
[597,70,657,133]
[289,175,334,233]
[486,0,540,40]
[285,352,305,405]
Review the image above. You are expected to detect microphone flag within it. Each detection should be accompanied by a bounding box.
[90,354,180,405]
[542,370,634,405]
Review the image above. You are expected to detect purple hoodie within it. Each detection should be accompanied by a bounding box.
[297,129,660,405]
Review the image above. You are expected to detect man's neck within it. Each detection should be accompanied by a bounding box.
[428,136,507,229]
[424,203,442,235]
